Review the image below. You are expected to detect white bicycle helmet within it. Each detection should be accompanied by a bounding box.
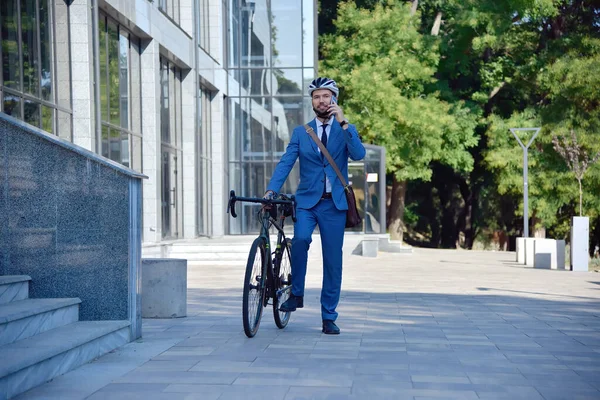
[308,77,339,97]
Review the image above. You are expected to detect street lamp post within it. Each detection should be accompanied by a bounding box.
[509,127,541,238]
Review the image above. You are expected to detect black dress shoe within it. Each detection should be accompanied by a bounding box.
[322,320,340,335]
[279,294,303,312]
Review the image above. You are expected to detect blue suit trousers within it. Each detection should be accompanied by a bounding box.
[291,198,346,321]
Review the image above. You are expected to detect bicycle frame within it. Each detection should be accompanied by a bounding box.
[227,190,296,300]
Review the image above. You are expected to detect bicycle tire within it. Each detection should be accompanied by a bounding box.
[273,238,293,329]
[242,237,267,338]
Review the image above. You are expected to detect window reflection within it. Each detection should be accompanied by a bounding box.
[227,0,313,234]
[271,0,302,68]
[1,0,20,91]
[160,58,183,239]
[0,0,71,139]
[21,0,39,97]
[197,87,212,236]
[97,14,142,170]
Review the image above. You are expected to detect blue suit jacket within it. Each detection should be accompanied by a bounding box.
[267,119,366,210]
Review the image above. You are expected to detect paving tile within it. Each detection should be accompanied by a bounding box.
[284,386,352,400]
[18,248,600,400]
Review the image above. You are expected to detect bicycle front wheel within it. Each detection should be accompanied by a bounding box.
[242,238,267,338]
[273,238,292,329]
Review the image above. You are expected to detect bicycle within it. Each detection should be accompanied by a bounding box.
[227,190,297,338]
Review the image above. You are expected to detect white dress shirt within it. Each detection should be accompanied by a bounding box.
[315,116,334,193]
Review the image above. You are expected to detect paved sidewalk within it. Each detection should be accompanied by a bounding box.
[17,248,600,400]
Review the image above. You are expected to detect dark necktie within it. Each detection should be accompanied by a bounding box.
[321,124,328,149]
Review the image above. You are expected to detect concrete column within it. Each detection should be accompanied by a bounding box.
[141,39,162,243]
[181,70,197,239]
[68,0,95,150]
[211,94,226,237]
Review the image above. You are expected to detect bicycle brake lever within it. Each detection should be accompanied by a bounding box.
[228,190,237,218]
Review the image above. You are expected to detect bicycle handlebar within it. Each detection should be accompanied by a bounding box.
[227,190,297,222]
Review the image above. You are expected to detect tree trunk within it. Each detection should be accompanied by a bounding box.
[388,176,407,242]
[531,216,546,238]
[578,178,583,216]
[431,12,442,36]
[438,187,457,249]
[410,0,419,16]
[458,178,474,249]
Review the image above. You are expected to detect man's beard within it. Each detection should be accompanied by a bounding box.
[313,106,329,119]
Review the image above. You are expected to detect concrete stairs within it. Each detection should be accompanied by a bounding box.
[142,234,413,266]
[0,275,130,399]
[142,237,265,266]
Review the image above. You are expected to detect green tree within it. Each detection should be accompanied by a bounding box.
[413,0,600,245]
[320,0,477,242]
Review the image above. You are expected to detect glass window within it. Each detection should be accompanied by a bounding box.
[271,0,302,68]
[197,86,212,236]
[227,0,314,234]
[1,0,20,90]
[158,0,180,25]
[99,17,108,122]
[0,0,72,139]
[160,60,170,144]
[241,1,268,68]
[228,0,240,68]
[39,0,51,101]
[274,69,303,96]
[119,33,129,130]
[198,0,210,51]
[159,58,183,239]
[107,21,119,127]
[97,14,141,170]
[302,0,315,69]
[21,0,39,97]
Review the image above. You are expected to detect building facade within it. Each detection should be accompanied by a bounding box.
[1,0,319,242]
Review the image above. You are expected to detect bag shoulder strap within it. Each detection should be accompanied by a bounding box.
[304,124,348,187]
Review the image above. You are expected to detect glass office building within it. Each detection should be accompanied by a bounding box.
[227,0,315,233]
[1,0,384,242]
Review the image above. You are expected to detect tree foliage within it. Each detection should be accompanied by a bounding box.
[321,1,478,181]
[319,0,600,250]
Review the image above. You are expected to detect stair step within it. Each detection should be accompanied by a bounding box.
[0,276,31,305]
[0,298,81,346]
[0,320,130,399]
[168,253,250,261]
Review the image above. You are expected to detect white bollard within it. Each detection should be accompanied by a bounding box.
[571,217,589,272]
[516,237,526,264]
[556,239,566,270]
[524,238,536,266]
[534,239,556,269]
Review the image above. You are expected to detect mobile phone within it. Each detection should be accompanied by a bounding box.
[331,95,337,105]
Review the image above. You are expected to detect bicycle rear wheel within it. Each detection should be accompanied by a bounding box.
[273,238,292,329]
[243,238,267,338]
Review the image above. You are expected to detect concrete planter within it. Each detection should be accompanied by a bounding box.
[571,216,589,272]
[533,239,566,270]
[142,259,187,318]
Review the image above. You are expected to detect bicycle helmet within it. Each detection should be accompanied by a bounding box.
[308,77,339,97]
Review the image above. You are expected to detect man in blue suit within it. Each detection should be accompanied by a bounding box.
[264,78,366,334]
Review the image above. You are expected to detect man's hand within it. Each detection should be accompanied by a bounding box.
[262,190,275,212]
[328,103,346,124]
